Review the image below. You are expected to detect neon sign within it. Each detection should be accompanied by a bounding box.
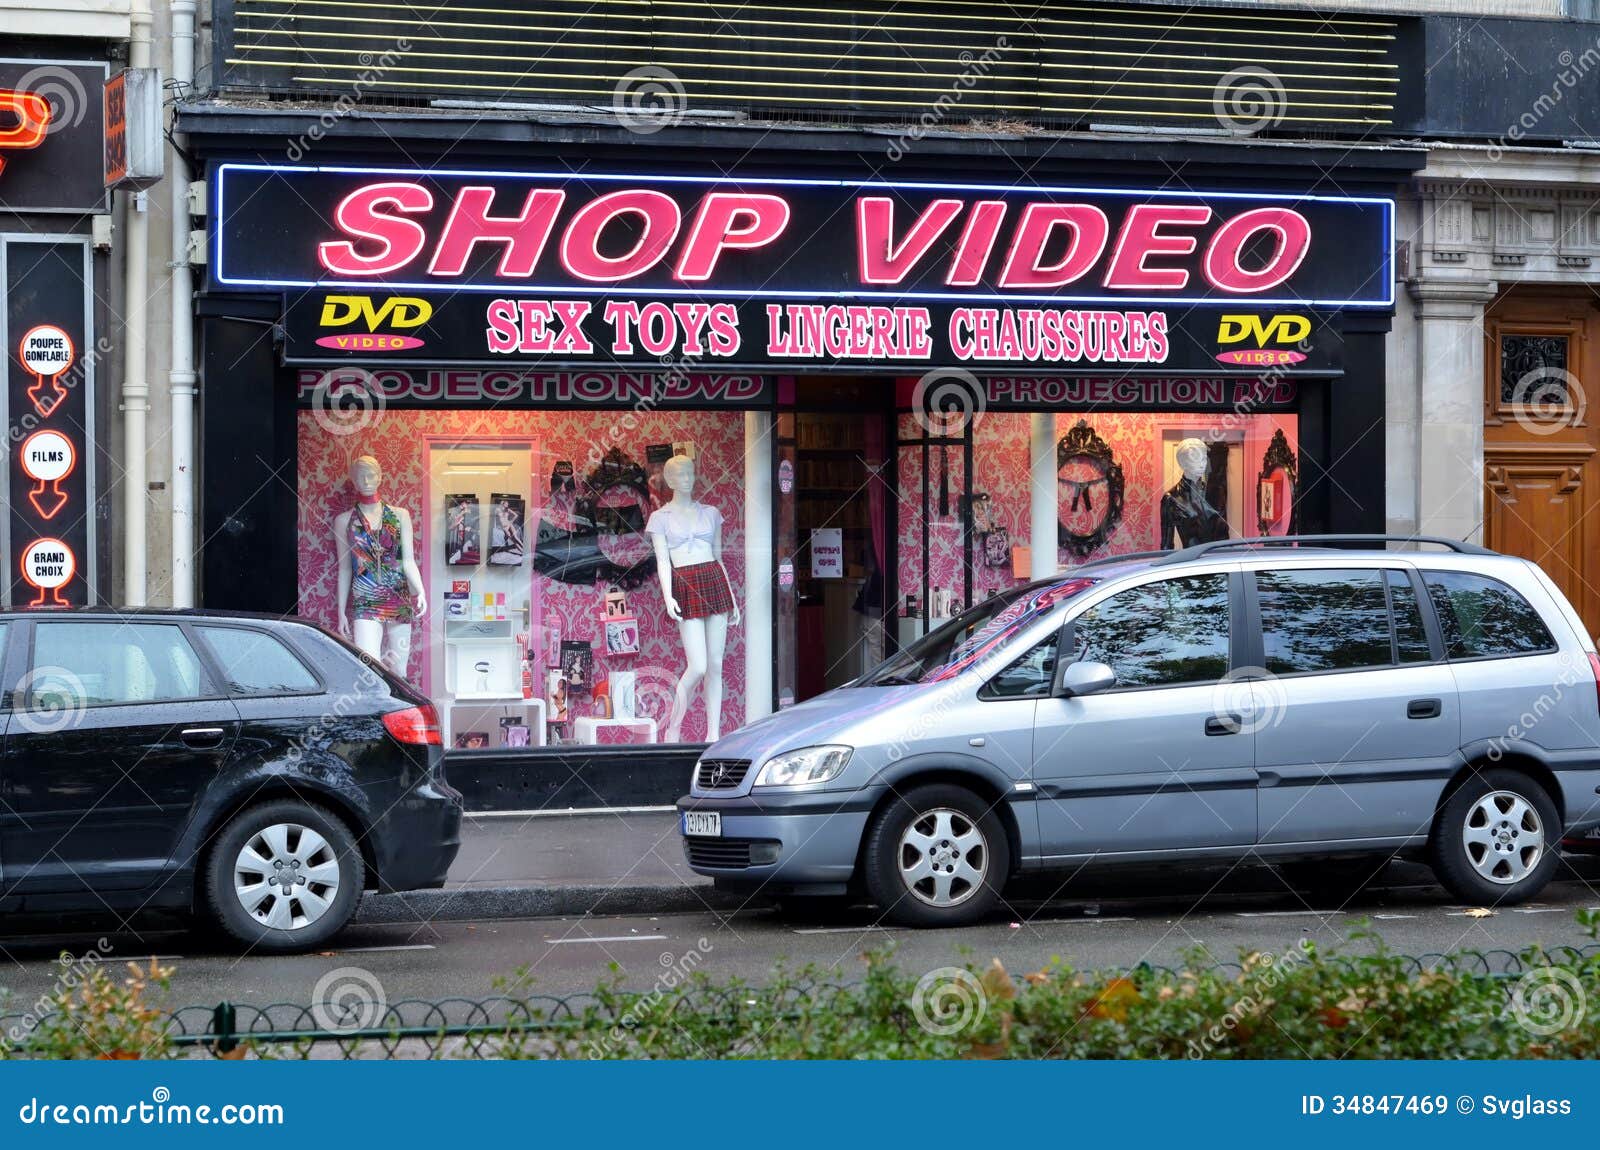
[213,165,1395,309]
[0,88,49,174]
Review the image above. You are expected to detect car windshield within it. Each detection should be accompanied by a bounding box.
[857,576,1099,687]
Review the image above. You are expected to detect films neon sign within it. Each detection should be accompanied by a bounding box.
[214,165,1394,309]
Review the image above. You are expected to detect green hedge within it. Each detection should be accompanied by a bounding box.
[503,930,1600,1060]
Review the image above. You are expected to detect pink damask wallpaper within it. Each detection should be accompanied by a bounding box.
[298,408,748,743]
[899,411,1299,612]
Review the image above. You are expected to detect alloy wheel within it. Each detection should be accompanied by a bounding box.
[1462,790,1543,885]
[898,807,988,907]
[233,822,343,930]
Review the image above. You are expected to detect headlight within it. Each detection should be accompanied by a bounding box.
[753,745,853,788]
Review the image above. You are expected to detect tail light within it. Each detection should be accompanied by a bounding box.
[383,704,442,746]
[1588,653,1600,714]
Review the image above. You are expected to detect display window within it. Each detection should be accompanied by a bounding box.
[896,409,1298,637]
[298,408,749,749]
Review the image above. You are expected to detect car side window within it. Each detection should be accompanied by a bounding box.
[983,633,1058,698]
[1423,570,1555,659]
[1257,568,1392,675]
[1388,570,1433,663]
[1071,573,1230,689]
[30,622,207,708]
[197,626,320,696]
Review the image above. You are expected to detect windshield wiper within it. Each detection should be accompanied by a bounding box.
[868,674,921,686]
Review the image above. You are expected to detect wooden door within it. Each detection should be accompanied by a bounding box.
[1483,292,1600,638]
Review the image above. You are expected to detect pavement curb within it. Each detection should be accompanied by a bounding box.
[355,882,768,923]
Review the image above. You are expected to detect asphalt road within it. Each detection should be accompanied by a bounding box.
[4,859,1600,1014]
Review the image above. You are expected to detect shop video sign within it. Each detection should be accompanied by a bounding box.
[213,164,1390,371]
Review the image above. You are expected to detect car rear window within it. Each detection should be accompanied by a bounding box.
[1423,571,1556,659]
[197,626,320,695]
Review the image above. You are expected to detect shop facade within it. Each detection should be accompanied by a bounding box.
[0,44,115,608]
[188,128,1410,802]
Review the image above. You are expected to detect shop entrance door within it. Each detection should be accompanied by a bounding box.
[778,384,893,704]
[1483,291,1600,637]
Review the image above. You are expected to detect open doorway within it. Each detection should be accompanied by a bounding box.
[777,380,893,704]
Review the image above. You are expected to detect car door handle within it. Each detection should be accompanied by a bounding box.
[1406,698,1442,720]
[180,726,226,748]
[1205,714,1243,736]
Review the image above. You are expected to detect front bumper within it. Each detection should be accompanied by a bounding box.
[676,788,882,888]
[368,780,464,891]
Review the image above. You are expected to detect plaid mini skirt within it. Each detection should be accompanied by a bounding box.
[672,561,734,619]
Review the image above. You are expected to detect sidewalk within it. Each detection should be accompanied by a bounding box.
[448,810,692,889]
[355,809,753,924]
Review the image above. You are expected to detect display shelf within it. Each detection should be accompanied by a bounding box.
[573,716,658,745]
[446,698,547,749]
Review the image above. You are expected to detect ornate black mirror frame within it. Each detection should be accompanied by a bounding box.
[1056,419,1125,560]
[1256,427,1299,536]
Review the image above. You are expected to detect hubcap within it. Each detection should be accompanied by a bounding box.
[1463,790,1544,885]
[898,808,987,908]
[234,822,342,930]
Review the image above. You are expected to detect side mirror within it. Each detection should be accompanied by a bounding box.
[1056,660,1116,698]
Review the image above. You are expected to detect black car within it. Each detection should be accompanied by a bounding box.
[0,609,461,952]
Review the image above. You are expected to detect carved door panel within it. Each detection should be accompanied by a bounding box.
[1483,293,1600,638]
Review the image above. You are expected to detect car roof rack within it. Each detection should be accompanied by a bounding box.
[1070,549,1174,572]
[1153,534,1495,566]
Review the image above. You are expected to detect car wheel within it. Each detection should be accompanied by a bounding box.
[1430,769,1560,906]
[203,799,365,954]
[864,784,1010,927]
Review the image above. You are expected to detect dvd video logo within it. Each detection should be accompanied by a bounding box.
[1215,314,1310,366]
[315,294,432,352]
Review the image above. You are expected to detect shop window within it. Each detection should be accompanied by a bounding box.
[299,409,749,750]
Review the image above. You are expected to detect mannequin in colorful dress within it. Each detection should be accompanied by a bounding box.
[333,455,426,675]
[647,455,739,742]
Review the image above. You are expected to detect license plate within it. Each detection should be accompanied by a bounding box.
[682,811,722,837]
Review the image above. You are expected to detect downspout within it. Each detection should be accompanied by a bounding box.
[121,0,154,605]
[169,0,197,606]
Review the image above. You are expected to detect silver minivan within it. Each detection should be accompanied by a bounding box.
[678,536,1600,926]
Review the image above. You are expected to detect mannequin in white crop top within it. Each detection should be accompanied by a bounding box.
[648,455,740,741]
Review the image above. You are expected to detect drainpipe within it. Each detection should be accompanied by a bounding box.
[169,0,197,606]
[121,0,154,605]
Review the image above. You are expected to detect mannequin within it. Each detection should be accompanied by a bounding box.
[647,455,740,741]
[333,455,427,675]
[1160,437,1229,549]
